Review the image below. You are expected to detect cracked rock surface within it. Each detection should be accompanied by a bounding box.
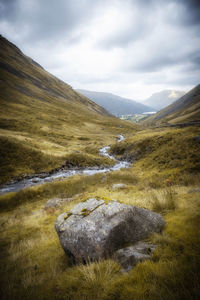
[55,198,165,264]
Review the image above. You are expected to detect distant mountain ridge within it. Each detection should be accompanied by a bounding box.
[76,89,154,116]
[142,90,186,110]
[143,84,200,125]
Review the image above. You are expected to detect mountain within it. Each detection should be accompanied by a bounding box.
[143,84,200,125]
[142,90,185,110]
[76,89,154,116]
[0,35,135,184]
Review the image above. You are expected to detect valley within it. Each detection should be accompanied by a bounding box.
[0,36,200,300]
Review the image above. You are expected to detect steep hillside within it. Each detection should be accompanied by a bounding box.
[142,90,185,110]
[76,89,154,116]
[143,84,200,125]
[0,35,135,184]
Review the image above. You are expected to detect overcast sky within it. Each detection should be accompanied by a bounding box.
[0,0,200,100]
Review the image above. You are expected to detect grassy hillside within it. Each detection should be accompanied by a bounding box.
[0,35,135,184]
[0,124,199,300]
[143,84,200,125]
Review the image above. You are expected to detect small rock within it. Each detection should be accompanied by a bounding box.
[193,136,200,142]
[31,179,39,183]
[112,183,128,190]
[45,198,61,209]
[188,188,200,194]
[45,197,73,209]
[114,242,156,272]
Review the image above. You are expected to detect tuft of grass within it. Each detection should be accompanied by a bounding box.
[150,187,177,213]
[56,259,121,300]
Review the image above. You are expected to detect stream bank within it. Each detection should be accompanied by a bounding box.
[0,135,130,195]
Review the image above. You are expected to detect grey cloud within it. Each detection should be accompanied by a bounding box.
[0,0,199,96]
[0,0,103,43]
[180,0,200,25]
[99,19,153,49]
[128,49,200,73]
[99,0,200,50]
[0,0,19,20]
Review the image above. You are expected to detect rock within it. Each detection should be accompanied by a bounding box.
[45,198,61,208]
[114,242,156,272]
[112,183,128,190]
[188,188,200,194]
[45,197,73,209]
[55,198,165,264]
[193,136,200,142]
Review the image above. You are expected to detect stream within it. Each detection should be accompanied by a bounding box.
[0,134,130,195]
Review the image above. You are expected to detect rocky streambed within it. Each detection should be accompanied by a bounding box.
[0,135,130,195]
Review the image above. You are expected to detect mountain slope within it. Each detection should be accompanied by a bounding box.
[142,90,185,110]
[0,35,135,184]
[77,89,154,116]
[143,84,200,125]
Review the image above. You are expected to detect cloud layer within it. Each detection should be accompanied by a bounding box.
[0,0,200,99]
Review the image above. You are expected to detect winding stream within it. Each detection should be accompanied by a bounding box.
[0,134,130,195]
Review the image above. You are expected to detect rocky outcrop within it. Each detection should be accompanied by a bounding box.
[55,198,165,264]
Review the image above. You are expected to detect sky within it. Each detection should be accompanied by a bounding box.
[0,0,200,100]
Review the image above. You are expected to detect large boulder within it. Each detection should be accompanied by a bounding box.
[55,198,165,264]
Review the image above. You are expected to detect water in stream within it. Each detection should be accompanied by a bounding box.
[0,135,129,195]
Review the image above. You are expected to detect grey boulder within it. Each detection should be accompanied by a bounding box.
[55,198,165,264]
[114,242,156,272]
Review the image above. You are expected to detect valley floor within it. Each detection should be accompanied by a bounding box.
[0,125,200,300]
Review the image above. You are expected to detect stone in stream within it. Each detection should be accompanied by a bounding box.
[55,198,165,264]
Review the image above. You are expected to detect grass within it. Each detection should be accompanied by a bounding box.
[150,187,177,213]
[0,173,199,300]
[110,126,200,175]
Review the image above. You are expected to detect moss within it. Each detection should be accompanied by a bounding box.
[64,212,72,220]
[96,196,112,204]
[80,208,91,217]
